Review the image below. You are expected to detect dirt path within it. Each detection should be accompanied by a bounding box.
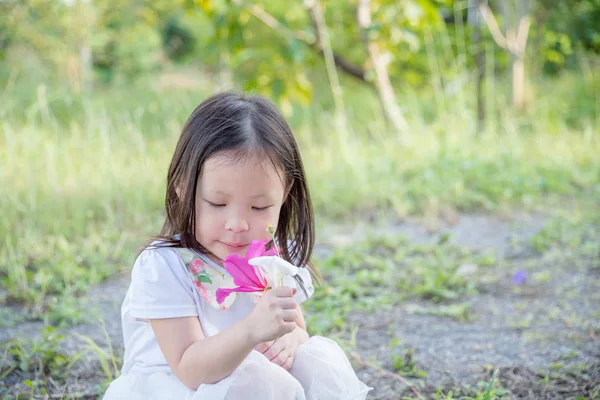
[322,214,599,399]
[1,213,598,399]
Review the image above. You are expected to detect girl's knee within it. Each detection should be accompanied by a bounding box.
[225,351,304,399]
[291,337,356,382]
[291,337,371,399]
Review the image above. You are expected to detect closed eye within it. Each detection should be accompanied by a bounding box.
[252,206,272,211]
[205,200,226,208]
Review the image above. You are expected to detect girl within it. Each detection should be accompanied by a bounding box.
[103,92,371,399]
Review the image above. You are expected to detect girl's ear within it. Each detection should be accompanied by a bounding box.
[283,179,294,203]
[175,186,181,199]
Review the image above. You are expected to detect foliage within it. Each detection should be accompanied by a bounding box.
[3,0,597,105]
[0,326,69,381]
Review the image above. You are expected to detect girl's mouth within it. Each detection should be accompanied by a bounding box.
[220,242,248,251]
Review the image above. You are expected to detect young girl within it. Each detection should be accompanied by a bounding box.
[103,92,371,399]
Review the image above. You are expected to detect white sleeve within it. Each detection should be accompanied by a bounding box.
[129,247,198,319]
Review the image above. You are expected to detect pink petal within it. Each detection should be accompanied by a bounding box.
[223,254,267,288]
[190,259,204,274]
[264,246,278,257]
[245,240,268,259]
[246,239,278,259]
[216,286,259,304]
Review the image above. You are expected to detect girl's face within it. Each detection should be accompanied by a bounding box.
[194,151,287,262]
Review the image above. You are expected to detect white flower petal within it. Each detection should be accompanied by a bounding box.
[264,271,278,288]
[249,256,298,276]
[282,275,296,289]
[295,268,315,300]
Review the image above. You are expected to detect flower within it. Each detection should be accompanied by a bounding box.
[190,259,205,274]
[215,238,300,304]
[512,270,527,285]
[215,239,278,304]
[194,280,209,301]
[249,256,298,288]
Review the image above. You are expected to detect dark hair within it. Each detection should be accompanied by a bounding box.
[153,91,320,284]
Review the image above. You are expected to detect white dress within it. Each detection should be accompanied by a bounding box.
[102,245,372,399]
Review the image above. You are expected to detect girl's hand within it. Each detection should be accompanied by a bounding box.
[245,286,298,345]
[254,326,309,370]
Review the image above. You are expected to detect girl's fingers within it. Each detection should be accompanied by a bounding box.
[282,321,297,334]
[280,310,298,323]
[272,350,289,366]
[255,340,274,353]
[278,298,297,310]
[283,355,294,370]
[264,343,284,361]
[273,286,295,298]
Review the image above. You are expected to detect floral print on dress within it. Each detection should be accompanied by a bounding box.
[184,258,212,302]
[175,248,238,310]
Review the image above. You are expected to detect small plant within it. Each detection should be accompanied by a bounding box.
[476,370,510,400]
[74,319,121,383]
[389,339,427,379]
[2,326,68,378]
[431,369,510,399]
[0,326,80,398]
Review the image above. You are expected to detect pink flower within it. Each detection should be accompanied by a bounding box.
[215,239,277,304]
[190,259,205,274]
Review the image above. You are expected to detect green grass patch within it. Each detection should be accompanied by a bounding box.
[1,70,598,322]
[306,233,484,335]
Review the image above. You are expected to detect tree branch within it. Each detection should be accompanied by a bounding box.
[233,0,368,82]
[304,0,348,130]
[356,0,409,135]
[479,2,509,50]
[232,0,313,43]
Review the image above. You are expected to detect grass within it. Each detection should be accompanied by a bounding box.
[1,66,599,321]
[430,370,510,400]
[306,206,599,336]
[0,323,119,399]
[0,63,598,397]
[305,233,486,334]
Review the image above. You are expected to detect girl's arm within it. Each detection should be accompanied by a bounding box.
[150,315,255,389]
[150,286,298,390]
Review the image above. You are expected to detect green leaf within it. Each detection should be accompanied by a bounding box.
[197,275,212,284]
[271,78,285,101]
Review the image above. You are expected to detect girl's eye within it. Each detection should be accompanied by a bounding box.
[206,201,225,208]
[252,206,272,211]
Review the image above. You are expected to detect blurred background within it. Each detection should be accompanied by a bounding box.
[0,0,599,398]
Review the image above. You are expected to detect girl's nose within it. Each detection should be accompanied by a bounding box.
[225,214,249,233]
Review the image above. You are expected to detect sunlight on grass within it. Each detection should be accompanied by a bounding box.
[0,72,598,322]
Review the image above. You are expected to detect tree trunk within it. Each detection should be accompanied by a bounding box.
[80,45,92,93]
[512,0,529,109]
[512,54,525,109]
[305,0,348,133]
[357,0,408,136]
[469,0,486,134]
[478,1,531,110]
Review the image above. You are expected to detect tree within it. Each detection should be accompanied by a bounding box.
[479,0,531,109]
[469,0,486,133]
[357,0,408,135]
